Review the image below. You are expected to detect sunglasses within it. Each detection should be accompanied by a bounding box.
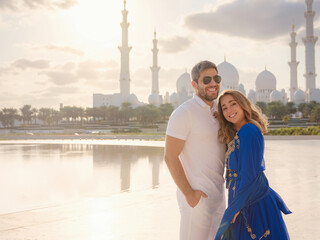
[202,75,221,85]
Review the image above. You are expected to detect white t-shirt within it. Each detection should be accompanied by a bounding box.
[166,94,226,200]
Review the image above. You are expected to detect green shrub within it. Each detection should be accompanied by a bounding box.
[266,126,320,135]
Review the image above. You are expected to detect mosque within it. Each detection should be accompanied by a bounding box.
[93,0,320,110]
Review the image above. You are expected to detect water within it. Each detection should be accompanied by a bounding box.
[0,143,170,214]
[0,140,319,239]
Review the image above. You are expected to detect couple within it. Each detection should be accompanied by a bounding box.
[164,60,291,240]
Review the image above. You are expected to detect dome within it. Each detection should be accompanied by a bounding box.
[256,70,276,91]
[217,61,239,89]
[148,93,159,105]
[294,89,305,102]
[270,90,281,102]
[248,89,257,104]
[170,92,178,103]
[128,93,139,105]
[176,72,193,94]
[238,83,246,95]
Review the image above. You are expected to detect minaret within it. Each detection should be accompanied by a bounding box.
[302,0,318,94]
[150,30,160,95]
[118,0,131,102]
[288,23,299,102]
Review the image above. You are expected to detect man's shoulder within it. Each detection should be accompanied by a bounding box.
[171,99,195,115]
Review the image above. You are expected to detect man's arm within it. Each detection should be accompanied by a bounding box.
[164,135,207,208]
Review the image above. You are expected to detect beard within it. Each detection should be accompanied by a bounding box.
[197,86,219,101]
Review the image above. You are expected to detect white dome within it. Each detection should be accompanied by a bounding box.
[270,90,281,102]
[128,93,139,105]
[247,89,257,104]
[294,89,305,102]
[148,93,159,105]
[238,83,246,95]
[256,70,276,91]
[170,92,178,103]
[217,61,239,89]
[176,72,192,93]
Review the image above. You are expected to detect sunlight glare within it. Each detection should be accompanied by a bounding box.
[64,0,122,46]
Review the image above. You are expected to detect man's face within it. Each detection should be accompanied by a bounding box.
[192,68,220,103]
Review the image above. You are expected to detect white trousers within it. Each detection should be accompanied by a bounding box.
[177,190,225,240]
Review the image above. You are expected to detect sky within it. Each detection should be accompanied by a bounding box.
[0,0,319,109]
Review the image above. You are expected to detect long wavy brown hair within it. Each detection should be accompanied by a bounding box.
[217,89,268,144]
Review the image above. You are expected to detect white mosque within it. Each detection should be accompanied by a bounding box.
[93,0,320,110]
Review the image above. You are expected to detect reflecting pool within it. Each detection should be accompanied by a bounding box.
[0,143,170,214]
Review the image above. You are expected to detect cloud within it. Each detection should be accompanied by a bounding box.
[0,67,11,76]
[38,59,119,86]
[39,71,78,85]
[76,60,118,80]
[184,0,319,40]
[132,68,150,85]
[40,85,80,97]
[12,59,51,69]
[0,0,77,11]
[159,35,193,53]
[40,45,84,56]
[61,62,76,71]
[0,1,17,11]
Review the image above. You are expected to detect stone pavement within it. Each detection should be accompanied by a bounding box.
[0,185,179,240]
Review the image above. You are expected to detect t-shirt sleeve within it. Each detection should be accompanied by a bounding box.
[166,107,191,140]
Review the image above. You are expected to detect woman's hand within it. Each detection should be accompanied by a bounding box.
[231,211,240,224]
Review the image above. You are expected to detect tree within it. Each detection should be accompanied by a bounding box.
[99,106,108,121]
[38,108,53,125]
[298,103,308,118]
[285,102,296,115]
[310,105,320,122]
[159,103,174,120]
[256,102,267,114]
[298,101,319,118]
[119,102,133,122]
[266,102,286,119]
[282,115,289,125]
[107,106,120,122]
[31,108,38,124]
[0,108,20,127]
[60,106,84,122]
[85,107,100,122]
[51,109,61,125]
[20,105,33,124]
[134,105,161,124]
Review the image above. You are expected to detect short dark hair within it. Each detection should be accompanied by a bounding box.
[191,60,218,83]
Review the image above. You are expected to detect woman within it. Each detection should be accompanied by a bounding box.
[214,90,291,240]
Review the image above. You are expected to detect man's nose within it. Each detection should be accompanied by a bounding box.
[209,79,219,86]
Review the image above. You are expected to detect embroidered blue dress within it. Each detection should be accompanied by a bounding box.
[215,123,291,240]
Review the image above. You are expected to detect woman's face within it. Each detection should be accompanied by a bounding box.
[220,94,247,130]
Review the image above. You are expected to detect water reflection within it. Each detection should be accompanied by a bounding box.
[0,144,166,214]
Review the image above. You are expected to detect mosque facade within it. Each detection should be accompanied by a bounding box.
[93,0,319,110]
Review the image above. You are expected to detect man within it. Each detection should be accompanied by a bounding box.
[165,60,226,240]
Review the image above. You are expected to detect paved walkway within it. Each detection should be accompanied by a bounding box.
[0,186,179,240]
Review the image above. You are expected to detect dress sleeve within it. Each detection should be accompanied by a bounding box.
[237,125,264,191]
[166,106,191,140]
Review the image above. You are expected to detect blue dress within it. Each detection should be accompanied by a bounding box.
[215,123,291,240]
